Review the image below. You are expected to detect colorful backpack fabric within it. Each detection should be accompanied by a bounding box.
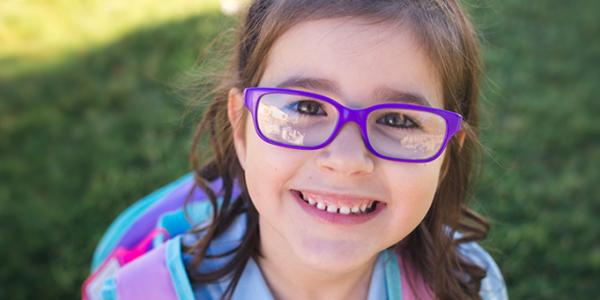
[83,173,508,300]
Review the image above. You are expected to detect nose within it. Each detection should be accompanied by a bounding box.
[316,123,374,176]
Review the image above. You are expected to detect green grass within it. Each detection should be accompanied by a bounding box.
[0,0,598,299]
[469,0,599,297]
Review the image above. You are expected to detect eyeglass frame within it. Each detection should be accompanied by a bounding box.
[243,87,463,163]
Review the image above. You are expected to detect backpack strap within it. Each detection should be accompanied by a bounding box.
[99,236,195,300]
[394,240,508,300]
[84,199,220,299]
[84,173,233,300]
[397,252,434,300]
[382,248,434,300]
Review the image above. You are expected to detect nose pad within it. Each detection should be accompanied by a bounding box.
[316,123,374,175]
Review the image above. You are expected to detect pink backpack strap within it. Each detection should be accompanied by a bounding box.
[398,253,434,300]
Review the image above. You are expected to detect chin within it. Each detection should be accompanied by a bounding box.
[292,236,378,273]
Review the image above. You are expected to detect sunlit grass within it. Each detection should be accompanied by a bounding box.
[0,0,221,76]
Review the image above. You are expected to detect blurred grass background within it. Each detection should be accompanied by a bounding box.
[0,0,597,299]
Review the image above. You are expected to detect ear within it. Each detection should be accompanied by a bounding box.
[228,88,248,170]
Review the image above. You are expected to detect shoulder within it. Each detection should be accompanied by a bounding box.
[456,239,509,300]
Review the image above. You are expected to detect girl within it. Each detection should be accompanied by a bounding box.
[85,0,508,299]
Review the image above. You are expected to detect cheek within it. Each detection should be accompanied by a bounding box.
[242,120,306,211]
[383,161,442,235]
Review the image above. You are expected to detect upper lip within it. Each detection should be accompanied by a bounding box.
[292,188,386,205]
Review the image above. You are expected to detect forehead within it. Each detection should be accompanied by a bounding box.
[259,17,444,108]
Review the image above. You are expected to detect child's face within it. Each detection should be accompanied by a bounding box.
[229,18,445,272]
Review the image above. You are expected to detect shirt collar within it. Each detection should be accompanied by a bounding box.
[231,251,388,300]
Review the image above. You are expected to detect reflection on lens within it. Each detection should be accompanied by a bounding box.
[367,108,446,160]
[257,93,338,147]
[258,104,306,145]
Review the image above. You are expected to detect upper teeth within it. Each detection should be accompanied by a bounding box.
[302,193,375,215]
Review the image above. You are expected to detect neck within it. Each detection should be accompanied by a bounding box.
[256,223,377,300]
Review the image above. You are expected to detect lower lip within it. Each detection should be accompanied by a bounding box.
[290,190,385,225]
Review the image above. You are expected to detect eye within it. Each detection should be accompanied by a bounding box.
[293,100,327,116]
[376,113,420,129]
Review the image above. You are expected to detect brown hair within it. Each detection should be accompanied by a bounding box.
[184,1,489,299]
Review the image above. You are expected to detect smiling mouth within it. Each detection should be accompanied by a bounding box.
[293,190,381,215]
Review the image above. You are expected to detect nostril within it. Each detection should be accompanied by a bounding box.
[315,149,375,176]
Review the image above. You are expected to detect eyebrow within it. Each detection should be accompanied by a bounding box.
[274,76,432,107]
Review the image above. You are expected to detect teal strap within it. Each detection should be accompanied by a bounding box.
[154,200,216,247]
[100,277,118,300]
[383,249,403,300]
[165,236,196,300]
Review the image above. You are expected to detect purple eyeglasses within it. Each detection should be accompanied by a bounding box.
[243,87,462,163]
